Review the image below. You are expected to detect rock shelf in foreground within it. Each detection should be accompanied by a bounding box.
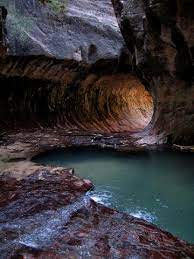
[0,130,194,258]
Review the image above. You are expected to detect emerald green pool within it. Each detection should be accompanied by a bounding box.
[34,149,194,243]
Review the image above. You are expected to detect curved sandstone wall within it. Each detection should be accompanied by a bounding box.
[72,74,153,132]
[112,0,194,145]
[0,0,194,147]
[0,1,154,136]
[0,70,153,133]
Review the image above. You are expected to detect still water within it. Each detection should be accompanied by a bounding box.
[34,149,194,243]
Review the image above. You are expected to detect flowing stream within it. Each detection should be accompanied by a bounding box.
[34,148,194,243]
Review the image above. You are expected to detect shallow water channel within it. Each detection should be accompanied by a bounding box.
[34,149,194,243]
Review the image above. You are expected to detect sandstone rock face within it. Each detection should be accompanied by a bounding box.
[0,2,151,137]
[0,0,194,147]
[0,0,124,62]
[0,72,153,133]
[1,1,153,138]
[112,0,194,145]
[112,0,194,78]
[0,2,194,255]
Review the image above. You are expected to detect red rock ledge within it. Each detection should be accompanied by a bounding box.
[0,129,194,258]
[0,165,194,258]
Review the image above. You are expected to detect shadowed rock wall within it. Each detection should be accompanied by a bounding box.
[0,6,7,56]
[112,0,194,145]
[0,0,194,146]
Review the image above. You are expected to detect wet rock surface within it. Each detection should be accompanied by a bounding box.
[0,163,194,258]
[0,130,194,258]
[0,167,93,258]
[0,128,158,164]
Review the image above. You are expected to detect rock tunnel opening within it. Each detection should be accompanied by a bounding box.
[65,74,154,133]
[0,74,154,133]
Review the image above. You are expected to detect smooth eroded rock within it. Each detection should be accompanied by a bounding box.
[0,0,124,62]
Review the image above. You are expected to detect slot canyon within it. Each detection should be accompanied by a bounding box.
[0,0,194,258]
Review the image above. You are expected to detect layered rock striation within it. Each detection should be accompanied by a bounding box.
[0,71,153,133]
[0,0,193,146]
[0,1,194,257]
[112,0,194,145]
[0,0,155,139]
